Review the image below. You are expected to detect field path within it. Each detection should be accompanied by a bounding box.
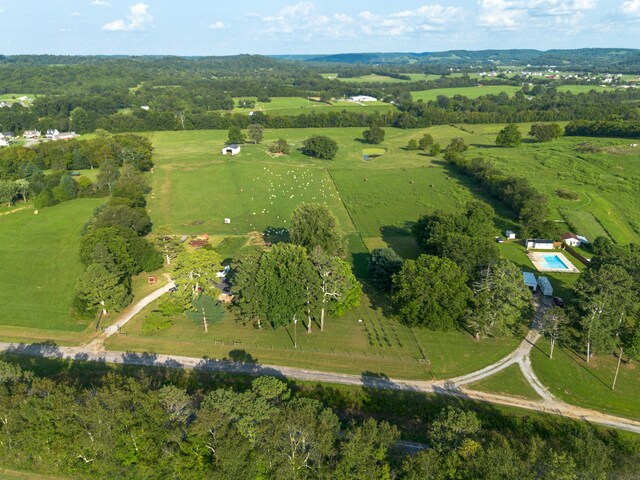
[2,288,640,434]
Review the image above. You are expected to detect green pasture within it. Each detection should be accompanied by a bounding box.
[531,344,640,420]
[0,199,103,335]
[468,363,540,400]
[147,126,516,245]
[107,291,518,380]
[465,135,640,244]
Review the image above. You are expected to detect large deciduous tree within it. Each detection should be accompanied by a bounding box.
[256,243,320,329]
[76,262,132,314]
[362,125,385,144]
[172,248,222,306]
[302,135,338,160]
[529,123,563,142]
[575,264,635,362]
[495,123,522,147]
[393,255,471,330]
[227,125,245,144]
[310,247,362,332]
[539,306,570,359]
[290,203,346,257]
[247,124,264,144]
[469,259,532,339]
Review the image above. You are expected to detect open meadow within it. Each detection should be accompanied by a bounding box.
[0,199,103,342]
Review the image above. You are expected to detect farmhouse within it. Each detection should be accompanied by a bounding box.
[562,232,581,247]
[523,271,538,292]
[526,239,555,250]
[222,144,241,156]
[23,130,41,139]
[0,139,9,148]
[537,276,553,296]
[45,129,60,138]
[349,95,377,102]
[505,230,516,240]
[1,132,14,139]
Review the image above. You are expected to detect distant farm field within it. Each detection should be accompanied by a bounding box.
[0,199,103,334]
[231,96,395,116]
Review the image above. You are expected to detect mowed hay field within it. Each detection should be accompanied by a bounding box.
[0,199,103,339]
[147,124,640,250]
[146,126,488,247]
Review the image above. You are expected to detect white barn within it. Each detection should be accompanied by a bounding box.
[222,144,241,156]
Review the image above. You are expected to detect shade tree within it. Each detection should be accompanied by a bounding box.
[290,202,346,257]
[392,254,471,330]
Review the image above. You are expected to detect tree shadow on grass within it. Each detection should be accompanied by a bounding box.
[380,224,421,260]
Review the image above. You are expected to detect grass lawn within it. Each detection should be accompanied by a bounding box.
[467,363,540,400]
[107,290,518,380]
[463,135,640,244]
[499,242,581,302]
[0,198,104,340]
[531,343,640,420]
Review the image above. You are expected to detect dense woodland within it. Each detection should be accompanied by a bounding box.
[1,358,640,480]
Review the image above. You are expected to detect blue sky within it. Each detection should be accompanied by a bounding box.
[0,1,639,55]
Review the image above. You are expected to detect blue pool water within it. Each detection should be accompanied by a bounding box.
[541,254,569,270]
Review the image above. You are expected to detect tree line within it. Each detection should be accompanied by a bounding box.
[74,141,161,316]
[0,133,153,209]
[0,358,638,479]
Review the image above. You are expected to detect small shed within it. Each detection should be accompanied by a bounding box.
[222,144,241,156]
[505,230,516,240]
[526,239,555,250]
[537,276,553,296]
[523,272,538,292]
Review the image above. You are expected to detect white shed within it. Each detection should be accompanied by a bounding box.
[222,144,241,156]
[505,230,516,240]
[537,276,553,296]
[526,239,555,250]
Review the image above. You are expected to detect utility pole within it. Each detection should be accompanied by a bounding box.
[202,307,208,333]
[612,346,623,391]
[294,315,297,349]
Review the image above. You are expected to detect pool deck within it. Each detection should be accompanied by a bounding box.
[528,251,580,273]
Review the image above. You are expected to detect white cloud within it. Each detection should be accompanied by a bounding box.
[621,0,640,16]
[262,2,461,39]
[527,0,596,17]
[477,0,524,30]
[477,0,595,30]
[209,21,225,30]
[103,3,153,32]
[91,0,110,5]
[70,11,82,17]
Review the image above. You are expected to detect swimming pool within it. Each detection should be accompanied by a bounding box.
[540,254,569,270]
